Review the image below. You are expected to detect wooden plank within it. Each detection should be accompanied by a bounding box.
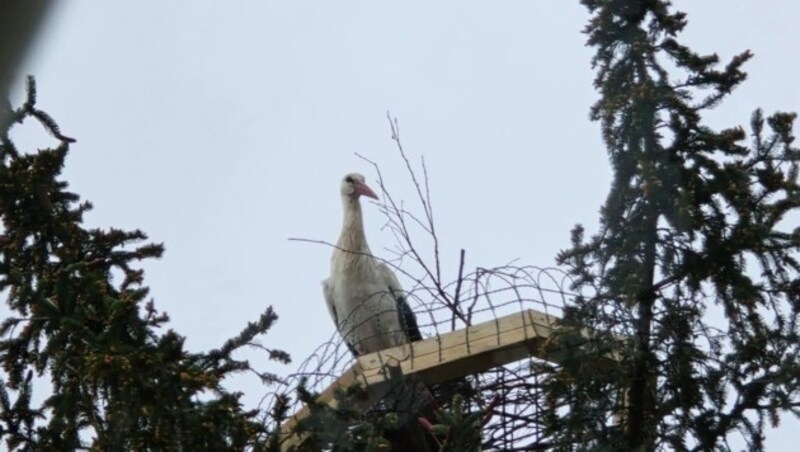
[278,309,561,450]
[358,309,559,386]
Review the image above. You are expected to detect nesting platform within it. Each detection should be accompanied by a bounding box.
[277,308,578,450]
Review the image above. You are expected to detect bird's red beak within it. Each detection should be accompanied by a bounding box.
[355,182,379,200]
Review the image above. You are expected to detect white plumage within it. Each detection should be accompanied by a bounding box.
[322,173,421,356]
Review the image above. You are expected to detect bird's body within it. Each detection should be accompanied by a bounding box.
[323,173,421,356]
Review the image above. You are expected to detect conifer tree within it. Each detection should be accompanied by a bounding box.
[547,1,800,450]
[0,77,289,451]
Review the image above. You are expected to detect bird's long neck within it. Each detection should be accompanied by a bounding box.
[335,197,374,275]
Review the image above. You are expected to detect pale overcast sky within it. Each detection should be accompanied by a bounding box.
[8,1,800,450]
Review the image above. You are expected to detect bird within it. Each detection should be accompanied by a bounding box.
[321,173,472,451]
[322,173,422,357]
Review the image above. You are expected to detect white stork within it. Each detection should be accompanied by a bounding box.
[322,173,422,357]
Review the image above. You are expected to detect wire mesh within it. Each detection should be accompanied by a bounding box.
[262,260,579,449]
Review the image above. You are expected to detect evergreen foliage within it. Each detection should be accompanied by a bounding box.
[547,1,800,450]
[292,380,394,451]
[416,394,483,452]
[0,76,289,451]
[292,381,483,452]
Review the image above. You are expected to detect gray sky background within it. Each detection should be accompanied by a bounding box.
[8,1,800,449]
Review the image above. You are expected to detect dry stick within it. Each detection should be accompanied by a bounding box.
[452,249,467,330]
[419,157,443,285]
[288,237,419,286]
[386,114,442,289]
[355,153,467,325]
[356,154,430,277]
[468,268,484,323]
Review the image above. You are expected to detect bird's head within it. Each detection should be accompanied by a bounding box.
[341,173,379,200]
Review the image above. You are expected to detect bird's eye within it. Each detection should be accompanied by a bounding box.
[345,176,354,184]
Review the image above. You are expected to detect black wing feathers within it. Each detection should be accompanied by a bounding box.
[395,293,422,343]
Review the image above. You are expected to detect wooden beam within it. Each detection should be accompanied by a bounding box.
[278,309,562,450]
[358,308,559,386]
